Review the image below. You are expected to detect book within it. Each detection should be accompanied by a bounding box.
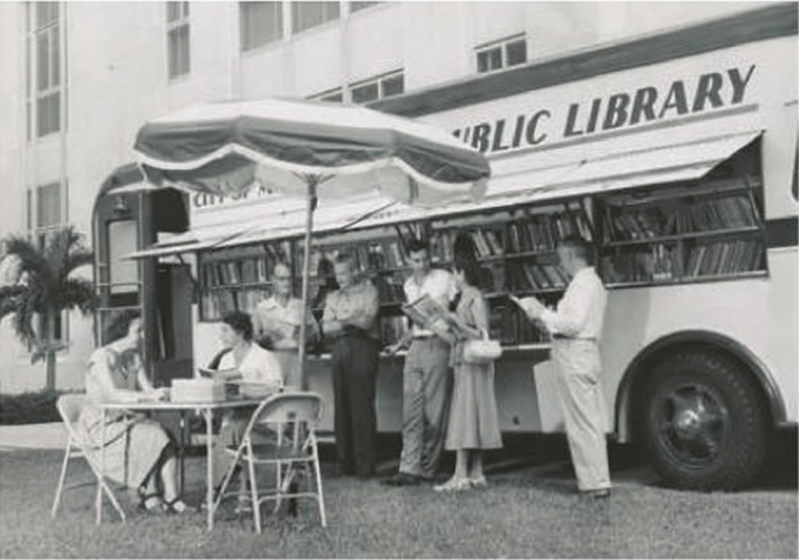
[402,293,471,344]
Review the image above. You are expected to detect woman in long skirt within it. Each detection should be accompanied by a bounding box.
[78,310,187,513]
[434,249,502,492]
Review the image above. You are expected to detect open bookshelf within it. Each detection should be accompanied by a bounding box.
[194,139,766,348]
[198,240,292,321]
[597,143,766,288]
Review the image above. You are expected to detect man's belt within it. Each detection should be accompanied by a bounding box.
[412,334,434,340]
[552,334,596,341]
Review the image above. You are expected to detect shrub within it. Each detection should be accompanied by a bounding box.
[0,388,76,425]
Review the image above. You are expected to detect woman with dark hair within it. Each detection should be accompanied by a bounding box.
[209,311,283,505]
[78,310,188,513]
[434,250,502,492]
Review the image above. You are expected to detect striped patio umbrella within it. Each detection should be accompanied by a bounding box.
[133,97,491,388]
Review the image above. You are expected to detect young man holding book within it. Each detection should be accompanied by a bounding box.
[383,238,455,486]
[513,235,611,500]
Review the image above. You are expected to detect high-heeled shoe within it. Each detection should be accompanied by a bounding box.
[137,487,163,512]
[433,476,471,492]
[469,475,487,488]
[162,498,188,514]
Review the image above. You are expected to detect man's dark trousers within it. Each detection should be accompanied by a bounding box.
[331,333,379,477]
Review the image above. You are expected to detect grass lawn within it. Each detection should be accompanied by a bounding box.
[0,444,796,558]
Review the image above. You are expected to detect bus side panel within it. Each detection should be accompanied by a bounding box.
[602,269,798,439]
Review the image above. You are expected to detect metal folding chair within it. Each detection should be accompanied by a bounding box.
[214,391,326,532]
[51,394,126,521]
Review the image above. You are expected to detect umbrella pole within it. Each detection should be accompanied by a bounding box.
[297,178,318,392]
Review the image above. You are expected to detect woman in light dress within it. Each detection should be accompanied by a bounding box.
[78,310,187,513]
[434,248,503,492]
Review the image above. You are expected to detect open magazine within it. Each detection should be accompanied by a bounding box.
[402,293,472,344]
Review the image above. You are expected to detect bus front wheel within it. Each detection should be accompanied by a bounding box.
[643,350,768,491]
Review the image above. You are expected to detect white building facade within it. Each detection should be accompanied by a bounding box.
[0,1,775,393]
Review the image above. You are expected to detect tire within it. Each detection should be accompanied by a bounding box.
[642,349,768,491]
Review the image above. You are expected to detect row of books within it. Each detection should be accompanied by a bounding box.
[506,212,593,253]
[685,240,763,278]
[604,194,761,242]
[489,305,547,346]
[685,195,760,232]
[379,316,410,346]
[200,287,272,320]
[601,244,682,284]
[506,261,570,292]
[600,239,764,283]
[202,258,269,287]
[603,205,678,241]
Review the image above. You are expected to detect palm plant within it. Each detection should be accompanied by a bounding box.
[0,226,98,390]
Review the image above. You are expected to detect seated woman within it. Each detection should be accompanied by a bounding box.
[210,311,283,501]
[77,310,187,513]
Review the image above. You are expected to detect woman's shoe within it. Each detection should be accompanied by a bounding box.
[163,498,189,514]
[433,476,471,492]
[137,487,163,512]
[469,475,487,488]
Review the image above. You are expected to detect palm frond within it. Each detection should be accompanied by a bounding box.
[11,295,37,347]
[0,285,27,319]
[60,278,99,315]
[61,249,95,281]
[4,236,54,286]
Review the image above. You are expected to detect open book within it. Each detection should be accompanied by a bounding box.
[197,367,240,380]
[402,293,471,344]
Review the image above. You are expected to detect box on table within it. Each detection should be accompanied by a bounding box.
[170,378,226,403]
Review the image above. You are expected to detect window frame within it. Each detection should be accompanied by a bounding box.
[166,1,191,80]
[28,2,62,138]
[291,1,340,35]
[348,69,405,104]
[25,181,69,346]
[475,33,528,75]
[309,87,344,103]
[240,1,284,52]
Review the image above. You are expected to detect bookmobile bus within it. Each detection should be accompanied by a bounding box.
[93,5,797,491]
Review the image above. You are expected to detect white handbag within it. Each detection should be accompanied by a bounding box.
[462,338,503,364]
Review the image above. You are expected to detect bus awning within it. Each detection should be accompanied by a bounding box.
[125,128,763,257]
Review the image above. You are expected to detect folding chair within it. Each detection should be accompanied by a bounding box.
[214,392,326,532]
[51,394,126,522]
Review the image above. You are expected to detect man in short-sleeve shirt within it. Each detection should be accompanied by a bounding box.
[322,253,380,478]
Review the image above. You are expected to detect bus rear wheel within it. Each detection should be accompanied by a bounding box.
[643,350,768,491]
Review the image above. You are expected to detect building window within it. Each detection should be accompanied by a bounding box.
[350,1,380,13]
[310,87,344,103]
[28,2,61,138]
[475,33,527,74]
[291,1,340,34]
[28,182,66,343]
[167,2,190,79]
[240,2,283,51]
[33,183,62,249]
[349,70,404,104]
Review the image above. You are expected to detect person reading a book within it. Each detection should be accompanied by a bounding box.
[252,261,318,389]
[513,235,611,500]
[321,253,380,479]
[434,245,502,492]
[383,238,455,486]
[77,310,188,514]
[208,311,283,506]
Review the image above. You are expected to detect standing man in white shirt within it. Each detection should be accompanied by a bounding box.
[252,261,318,390]
[515,235,611,499]
[383,238,454,486]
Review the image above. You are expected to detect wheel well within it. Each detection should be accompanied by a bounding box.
[615,332,785,444]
